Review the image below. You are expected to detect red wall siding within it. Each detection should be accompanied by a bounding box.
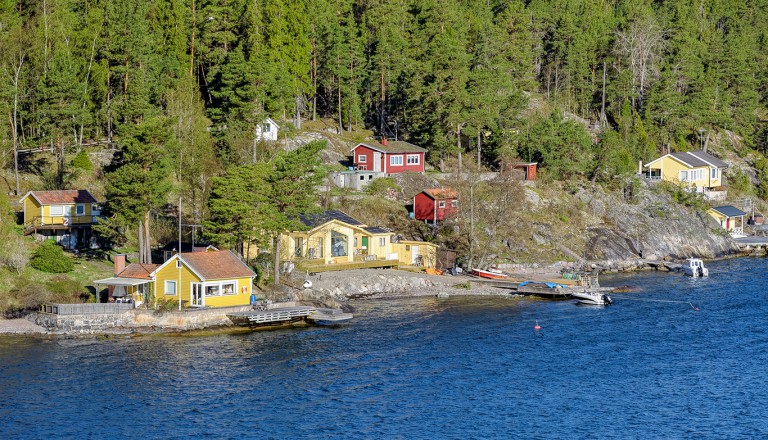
[352,145,376,171]
[385,152,425,173]
[414,192,436,221]
[414,192,458,221]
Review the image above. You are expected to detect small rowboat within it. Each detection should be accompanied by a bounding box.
[471,268,508,279]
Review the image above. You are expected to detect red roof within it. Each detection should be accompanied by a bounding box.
[23,190,98,205]
[180,250,255,280]
[423,188,459,200]
[118,263,160,280]
[355,140,427,154]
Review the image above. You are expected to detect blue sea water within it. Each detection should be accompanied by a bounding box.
[1,257,768,439]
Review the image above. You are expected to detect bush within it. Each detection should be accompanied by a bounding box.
[0,278,50,318]
[29,241,74,273]
[71,149,93,171]
[0,235,29,275]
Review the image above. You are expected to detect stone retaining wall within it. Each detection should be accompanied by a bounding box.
[30,305,256,334]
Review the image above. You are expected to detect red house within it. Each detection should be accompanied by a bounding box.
[351,139,427,174]
[414,188,459,224]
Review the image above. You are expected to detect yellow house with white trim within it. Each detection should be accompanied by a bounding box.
[280,210,437,268]
[643,150,728,193]
[95,250,256,308]
[19,189,101,248]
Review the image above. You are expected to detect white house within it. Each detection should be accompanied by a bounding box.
[255,117,280,142]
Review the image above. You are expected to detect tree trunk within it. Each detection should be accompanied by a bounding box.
[295,94,302,129]
[138,220,145,264]
[273,234,281,285]
[457,123,463,178]
[477,131,481,168]
[143,210,152,264]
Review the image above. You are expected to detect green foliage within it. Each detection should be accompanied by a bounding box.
[364,178,399,196]
[0,275,86,318]
[29,241,74,273]
[71,149,94,172]
[727,167,752,194]
[154,297,181,314]
[661,182,709,212]
[755,157,768,200]
[522,112,595,179]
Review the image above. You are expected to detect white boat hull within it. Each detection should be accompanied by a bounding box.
[572,291,613,306]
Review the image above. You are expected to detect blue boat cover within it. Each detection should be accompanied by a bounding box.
[518,281,568,289]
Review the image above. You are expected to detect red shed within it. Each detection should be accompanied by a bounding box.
[512,162,537,180]
[351,139,427,174]
[414,188,459,224]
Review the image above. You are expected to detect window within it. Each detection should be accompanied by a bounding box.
[711,167,718,179]
[176,259,182,268]
[164,280,177,296]
[76,204,85,216]
[360,175,365,181]
[222,282,236,295]
[358,154,367,163]
[679,170,689,182]
[50,205,64,216]
[688,169,705,181]
[331,231,348,257]
[390,155,403,166]
[206,285,220,296]
[438,201,446,208]
[202,281,237,296]
[379,237,386,247]
[406,154,420,165]
[91,204,101,216]
[263,123,271,133]
[451,200,458,208]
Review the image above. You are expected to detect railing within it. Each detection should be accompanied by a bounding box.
[25,215,101,228]
[731,227,745,237]
[41,303,134,315]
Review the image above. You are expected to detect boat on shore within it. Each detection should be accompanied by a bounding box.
[470,268,509,279]
[571,291,613,306]
[682,258,709,277]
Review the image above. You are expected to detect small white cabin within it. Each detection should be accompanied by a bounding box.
[255,117,280,142]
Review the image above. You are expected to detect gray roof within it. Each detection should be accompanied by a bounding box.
[355,140,428,154]
[299,210,364,228]
[670,151,729,168]
[363,226,390,234]
[711,205,747,217]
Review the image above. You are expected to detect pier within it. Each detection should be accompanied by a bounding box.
[227,305,353,328]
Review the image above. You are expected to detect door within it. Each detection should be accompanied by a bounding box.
[361,236,368,253]
[411,245,419,264]
[373,152,382,171]
[63,205,72,226]
[191,283,204,307]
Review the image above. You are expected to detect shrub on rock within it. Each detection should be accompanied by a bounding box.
[29,241,74,273]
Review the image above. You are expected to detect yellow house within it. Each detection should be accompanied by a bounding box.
[95,250,256,308]
[280,210,437,269]
[708,205,747,237]
[19,189,101,248]
[643,150,728,193]
[394,240,438,267]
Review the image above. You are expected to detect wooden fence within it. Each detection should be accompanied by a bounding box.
[41,303,134,315]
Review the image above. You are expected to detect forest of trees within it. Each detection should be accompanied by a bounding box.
[1,0,767,252]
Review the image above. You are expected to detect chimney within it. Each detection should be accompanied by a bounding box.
[114,254,126,275]
[381,137,388,146]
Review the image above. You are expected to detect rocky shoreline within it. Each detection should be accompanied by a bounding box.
[0,254,749,336]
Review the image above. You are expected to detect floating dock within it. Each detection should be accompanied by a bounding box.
[227,306,353,328]
[465,275,613,299]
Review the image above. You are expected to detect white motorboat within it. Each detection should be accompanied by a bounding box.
[682,258,708,277]
[571,290,613,306]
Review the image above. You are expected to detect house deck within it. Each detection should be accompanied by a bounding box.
[297,258,401,273]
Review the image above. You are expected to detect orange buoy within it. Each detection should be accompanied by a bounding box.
[534,320,541,331]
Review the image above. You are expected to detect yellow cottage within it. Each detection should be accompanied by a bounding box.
[280,210,437,269]
[95,250,256,308]
[643,150,728,194]
[19,189,101,248]
[707,205,747,237]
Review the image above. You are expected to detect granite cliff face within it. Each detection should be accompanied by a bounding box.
[574,181,738,263]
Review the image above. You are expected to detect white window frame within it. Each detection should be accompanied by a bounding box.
[711,167,718,179]
[263,123,271,133]
[406,154,420,165]
[358,154,367,163]
[164,280,177,296]
[50,205,64,216]
[450,200,458,208]
[690,169,705,181]
[438,201,446,208]
[379,237,386,247]
[76,204,85,216]
[91,203,101,216]
[390,155,403,166]
[203,281,238,297]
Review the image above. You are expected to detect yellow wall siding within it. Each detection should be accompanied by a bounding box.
[368,234,391,260]
[154,259,253,307]
[654,157,722,189]
[707,210,739,231]
[394,241,437,267]
[23,198,42,223]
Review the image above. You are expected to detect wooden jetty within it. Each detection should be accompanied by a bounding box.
[227,306,353,328]
[464,273,612,299]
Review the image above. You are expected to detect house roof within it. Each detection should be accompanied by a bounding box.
[21,189,98,205]
[422,188,459,200]
[118,263,160,280]
[179,250,256,280]
[363,226,391,234]
[646,151,729,169]
[354,140,427,154]
[299,210,365,228]
[711,205,747,217]
[263,117,279,128]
